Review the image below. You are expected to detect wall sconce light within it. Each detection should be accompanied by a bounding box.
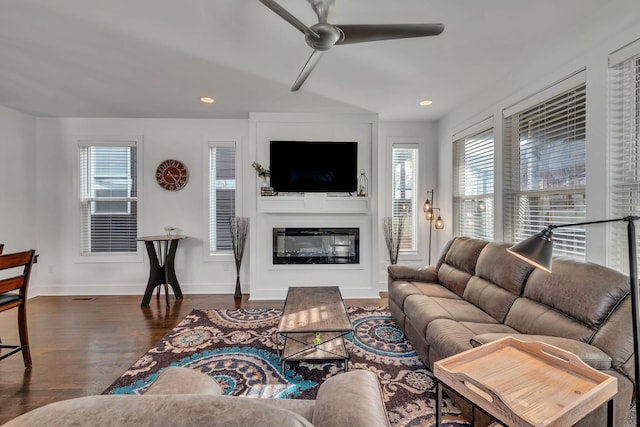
[424,189,445,264]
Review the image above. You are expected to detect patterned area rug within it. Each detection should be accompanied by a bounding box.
[104,307,470,426]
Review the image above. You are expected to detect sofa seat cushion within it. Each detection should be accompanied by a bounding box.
[470,333,613,370]
[403,294,497,339]
[425,319,518,364]
[411,282,461,299]
[390,280,461,307]
[2,395,315,427]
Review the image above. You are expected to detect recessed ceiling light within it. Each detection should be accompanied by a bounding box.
[200,97,215,104]
[419,100,433,106]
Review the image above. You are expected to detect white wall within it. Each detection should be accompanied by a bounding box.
[0,106,36,254]
[436,0,640,266]
[33,118,249,296]
[16,114,437,297]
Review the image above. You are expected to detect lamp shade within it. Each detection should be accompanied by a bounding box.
[507,228,554,272]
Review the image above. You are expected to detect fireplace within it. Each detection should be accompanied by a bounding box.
[273,227,359,265]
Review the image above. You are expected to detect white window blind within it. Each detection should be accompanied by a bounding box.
[609,50,640,273]
[504,81,587,258]
[453,124,494,241]
[392,145,418,252]
[209,143,236,253]
[79,143,138,254]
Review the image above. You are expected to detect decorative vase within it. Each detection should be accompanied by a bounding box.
[229,217,249,300]
[234,267,242,299]
[358,169,368,197]
[260,175,274,196]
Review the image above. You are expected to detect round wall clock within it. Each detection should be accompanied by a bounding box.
[156,159,189,191]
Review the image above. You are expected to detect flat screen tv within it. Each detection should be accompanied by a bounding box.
[269,141,357,193]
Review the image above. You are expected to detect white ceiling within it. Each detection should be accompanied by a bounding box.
[0,0,636,121]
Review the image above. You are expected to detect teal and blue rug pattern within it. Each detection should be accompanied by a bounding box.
[104,306,469,426]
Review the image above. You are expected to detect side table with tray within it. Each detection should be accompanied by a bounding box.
[433,336,617,427]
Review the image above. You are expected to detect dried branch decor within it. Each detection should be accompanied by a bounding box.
[383,216,404,265]
[230,217,249,298]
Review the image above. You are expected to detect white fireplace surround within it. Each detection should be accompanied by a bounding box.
[250,193,375,300]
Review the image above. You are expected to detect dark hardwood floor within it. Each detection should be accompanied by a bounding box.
[0,293,387,424]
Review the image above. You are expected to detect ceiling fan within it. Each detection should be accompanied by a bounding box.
[258,0,444,91]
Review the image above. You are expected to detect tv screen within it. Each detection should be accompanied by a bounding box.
[269,141,357,193]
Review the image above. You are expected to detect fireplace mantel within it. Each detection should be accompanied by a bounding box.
[258,193,369,214]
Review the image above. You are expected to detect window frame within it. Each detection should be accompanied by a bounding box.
[452,119,495,241]
[608,41,640,273]
[391,142,419,255]
[503,71,587,260]
[75,137,143,262]
[206,140,242,260]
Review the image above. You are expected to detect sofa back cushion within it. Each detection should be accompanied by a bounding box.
[522,258,629,328]
[462,243,534,322]
[475,242,534,295]
[437,237,488,297]
[505,258,631,344]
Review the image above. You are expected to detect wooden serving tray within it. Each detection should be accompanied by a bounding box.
[433,336,617,427]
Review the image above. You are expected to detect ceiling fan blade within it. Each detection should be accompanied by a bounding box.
[291,50,323,92]
[259,0,319,38]
[336,23,444,45]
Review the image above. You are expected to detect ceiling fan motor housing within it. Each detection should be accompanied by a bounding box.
[306,23,344,50]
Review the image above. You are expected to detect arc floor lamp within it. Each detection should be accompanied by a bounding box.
[508,215,640,425]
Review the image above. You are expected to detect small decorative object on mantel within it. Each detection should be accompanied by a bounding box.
[357,169,368,197]
[252,161,275,196]
[383,216,404,265]
[229,217,249,299]
[164,225,176,236]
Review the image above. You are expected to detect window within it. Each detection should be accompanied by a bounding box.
[609,41,640,272]
[453,122,494,240]
[79,142,138,254]
[209,143,237,254]
[504,73,586,258]
[392,144,418,252]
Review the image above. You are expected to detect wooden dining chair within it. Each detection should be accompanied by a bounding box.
[0,249,37,368]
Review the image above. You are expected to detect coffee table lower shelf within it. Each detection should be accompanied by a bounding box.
[277,332,351,373]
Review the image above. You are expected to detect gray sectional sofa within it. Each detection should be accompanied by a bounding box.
[388,236,635,427]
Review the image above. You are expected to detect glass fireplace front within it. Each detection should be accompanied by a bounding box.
[273,227,359,265]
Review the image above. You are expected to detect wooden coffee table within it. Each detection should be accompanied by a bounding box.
[433,337,617,427]
[276,286,353,373]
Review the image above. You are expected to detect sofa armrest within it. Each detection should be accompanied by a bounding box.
[470,333,613,370]
[387,264,438,283]
[312,370,390,427]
